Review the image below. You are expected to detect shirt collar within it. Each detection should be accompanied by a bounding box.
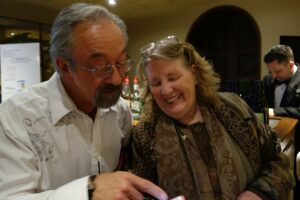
[47,72,77,125]
[292,64,297,75]
[97,105,118,117]
[47,73,119,125]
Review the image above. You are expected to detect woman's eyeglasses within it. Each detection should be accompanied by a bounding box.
[76,58,135,79]
[140,35,179,57]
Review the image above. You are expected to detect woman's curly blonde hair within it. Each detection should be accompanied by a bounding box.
[138,38,221,107]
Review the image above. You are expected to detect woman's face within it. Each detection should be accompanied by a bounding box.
[145,58,198,123]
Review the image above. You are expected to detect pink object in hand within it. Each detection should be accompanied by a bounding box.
[171,195,185,200]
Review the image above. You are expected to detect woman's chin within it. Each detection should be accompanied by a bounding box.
[164,106,185,119]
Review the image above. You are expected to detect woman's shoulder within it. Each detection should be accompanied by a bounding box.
[132,121,153,137]
[217,92,254,119]
[132,121,155,151]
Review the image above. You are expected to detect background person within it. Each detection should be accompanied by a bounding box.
[130,36,294,200]
[0,3,167,200]
[263,44,300,200]
[263,44,300,118]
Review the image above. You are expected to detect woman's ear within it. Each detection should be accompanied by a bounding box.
[191,64,198,84]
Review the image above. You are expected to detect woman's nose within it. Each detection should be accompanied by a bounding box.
[161,83,172,95]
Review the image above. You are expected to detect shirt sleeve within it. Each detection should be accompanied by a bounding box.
[274,106,300,119]
[0,122,90,200]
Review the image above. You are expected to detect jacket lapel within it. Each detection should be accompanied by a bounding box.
[281,67,300,106]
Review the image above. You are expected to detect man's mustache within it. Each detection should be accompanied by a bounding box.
[93,83,122,108]
[100,84,122,93]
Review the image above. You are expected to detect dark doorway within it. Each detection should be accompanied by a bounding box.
[186,6,261,89]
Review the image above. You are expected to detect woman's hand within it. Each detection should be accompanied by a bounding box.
[237,191,263,200]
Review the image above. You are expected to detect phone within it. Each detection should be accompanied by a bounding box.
[171,195,185,200]
[143,194,185,200]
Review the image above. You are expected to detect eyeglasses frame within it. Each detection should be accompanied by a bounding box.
[72,57,135,79]
[140,35,179,57]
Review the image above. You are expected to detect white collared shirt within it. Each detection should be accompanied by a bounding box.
[274,83,287,108]
[0,73,132,200]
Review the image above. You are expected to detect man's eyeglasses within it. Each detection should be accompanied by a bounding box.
[140,35,179,57]
[77,58,135,79]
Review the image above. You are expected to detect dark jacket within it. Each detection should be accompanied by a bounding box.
[263,66,300,200]
[130,92,294,200]
[263,67,300,119]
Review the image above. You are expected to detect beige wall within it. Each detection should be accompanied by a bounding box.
[0,1,57,24]
[126,0,300,78]
[1,0,300,78]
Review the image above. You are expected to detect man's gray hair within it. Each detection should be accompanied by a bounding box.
[50,3,128,74]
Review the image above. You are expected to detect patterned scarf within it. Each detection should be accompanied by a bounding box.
[144,93,260,200]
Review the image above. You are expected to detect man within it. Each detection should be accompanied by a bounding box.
[263,44,300,200]
[263,44,300,118]
[0,3,167,200]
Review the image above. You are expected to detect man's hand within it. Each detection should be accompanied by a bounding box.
[92,171,168,200]
[237,191,263,200]
[269,108,274,117]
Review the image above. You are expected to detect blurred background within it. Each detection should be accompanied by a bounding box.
[0,0,299,83]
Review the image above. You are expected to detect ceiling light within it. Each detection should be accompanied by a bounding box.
[108,0,116,6]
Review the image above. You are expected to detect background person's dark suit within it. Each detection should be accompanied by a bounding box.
[263,67,300,200]
[264,68,300,118]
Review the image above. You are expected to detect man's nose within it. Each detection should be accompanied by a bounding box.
[104,66,122,85]
[271,72,278,79]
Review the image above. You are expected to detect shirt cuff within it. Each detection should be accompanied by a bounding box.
[52,176,89,200]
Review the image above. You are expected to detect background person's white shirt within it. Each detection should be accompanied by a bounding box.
[274,83,287,108]
[0,73,132,200]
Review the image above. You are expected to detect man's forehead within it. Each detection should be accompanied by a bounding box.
[267,61,288,72]
[267,60,287,69]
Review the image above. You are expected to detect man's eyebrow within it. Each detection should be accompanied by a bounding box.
[89,48,127,60]
[117,48,127,58]
[90,52,105,59]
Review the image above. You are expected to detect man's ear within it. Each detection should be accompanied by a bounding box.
[56,57,71,76]
[289,60,295,68]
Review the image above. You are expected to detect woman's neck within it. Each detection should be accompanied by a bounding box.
[178,105,203,125]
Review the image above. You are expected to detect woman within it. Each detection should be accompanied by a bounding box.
[130,36,294,200]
